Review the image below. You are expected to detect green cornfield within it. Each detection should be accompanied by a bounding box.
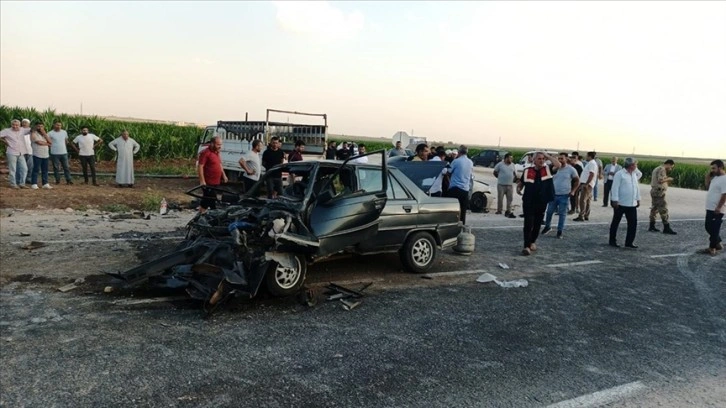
[635,160,711,190]
[0,106,201,161]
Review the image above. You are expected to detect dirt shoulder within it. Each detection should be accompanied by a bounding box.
[0,158,199,211]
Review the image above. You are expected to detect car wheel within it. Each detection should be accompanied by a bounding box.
[265,254,307,296]
[400,232,437,273]
[470,192,487,213]
[489,161,495,168]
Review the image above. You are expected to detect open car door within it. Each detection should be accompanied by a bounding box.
[308,151,388,257]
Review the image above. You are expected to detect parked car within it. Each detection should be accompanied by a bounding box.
[472,149,508,168]
[111,152,462,308]
[391,160,492,213]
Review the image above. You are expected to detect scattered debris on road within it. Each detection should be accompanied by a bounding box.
[21,241,46,250]
[476,273,529,288]
[498,262,510,269]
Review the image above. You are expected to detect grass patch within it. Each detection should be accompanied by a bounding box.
[101,203,132,213]
[140,163,197,175]
[141,192,164,212]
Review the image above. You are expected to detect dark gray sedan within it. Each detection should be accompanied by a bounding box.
[112,151,461,307]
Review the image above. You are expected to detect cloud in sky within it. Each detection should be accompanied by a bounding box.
[272,1,365,39]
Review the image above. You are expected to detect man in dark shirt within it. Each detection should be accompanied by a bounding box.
[336,142,351,161]
[325,141,337,160]
[288,140,305,162]
[516,152,560,255]
[262,136,285,198]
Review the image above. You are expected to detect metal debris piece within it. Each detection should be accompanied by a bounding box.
[476,273,498,283]
[58,283,79,292]
[22,241,46,250]
[498,262,510,269]
[104,286,114,293]
[340,299,362,311]
[18,232,30,237]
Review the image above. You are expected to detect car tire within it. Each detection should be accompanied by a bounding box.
[470,192,487,213]
[489,161,495,168]
[400,232,437,274]
[265,254,307,296]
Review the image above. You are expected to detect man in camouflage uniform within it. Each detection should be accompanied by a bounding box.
[649,159,677,235]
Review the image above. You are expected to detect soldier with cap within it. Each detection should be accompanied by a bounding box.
[648,159,677,235]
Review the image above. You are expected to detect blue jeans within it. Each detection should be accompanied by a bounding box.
[31,156,49,186]
[16,154,33,185]
[544,194,570,232]
[51,153,72,183]
[6,153,27,187]
[593,180,599,200]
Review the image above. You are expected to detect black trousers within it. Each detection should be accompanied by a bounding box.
[603,180,613,205]
[446,187,470,224]
[610,205,638,245]
[79,155,97,184]
[705,210,724,249]
[243,177,256,194]
[200,186,218,210]
[523,201,548,248]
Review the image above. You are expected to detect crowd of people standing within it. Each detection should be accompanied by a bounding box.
[1,119,141,189]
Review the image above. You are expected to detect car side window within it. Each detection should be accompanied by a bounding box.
[357,168,383,193]
[388,174,410,200]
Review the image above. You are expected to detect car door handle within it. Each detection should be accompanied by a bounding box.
[402,205,412,213]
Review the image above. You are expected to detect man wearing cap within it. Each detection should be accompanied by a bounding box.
[108,130,141,187]
[517,151,560,255]
[648,159,677,235]
[609,158,641,249]
[445,145,474,224]
[0,119,31,188]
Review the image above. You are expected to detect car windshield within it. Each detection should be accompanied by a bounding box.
[248,163,315,200]
[389,161,447,193]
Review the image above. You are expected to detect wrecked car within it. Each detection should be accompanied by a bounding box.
[110,151,462,308]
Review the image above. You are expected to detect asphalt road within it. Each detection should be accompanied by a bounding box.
[1,211,724,407]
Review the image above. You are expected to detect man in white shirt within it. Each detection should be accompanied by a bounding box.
[573,151,599,222]
[20,119,34,184]
[704,159,726,256]
[48,121,73,185]
[71,127,103,186]
[238,139,262,193]
[609,157,641,249]
[0,119,31,188]
[602,156,622,207]
[351,144,369,164]
[428,147,448,197]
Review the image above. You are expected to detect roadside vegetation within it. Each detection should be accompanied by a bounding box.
[2,107,713,190]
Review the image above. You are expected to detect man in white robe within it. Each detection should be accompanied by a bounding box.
[108,130,140,187]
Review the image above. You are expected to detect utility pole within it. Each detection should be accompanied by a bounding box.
[577,141,580,151]
[80,102,83,115]
[498,136,501,147]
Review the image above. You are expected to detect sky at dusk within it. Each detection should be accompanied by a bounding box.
[1,1,724,158]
